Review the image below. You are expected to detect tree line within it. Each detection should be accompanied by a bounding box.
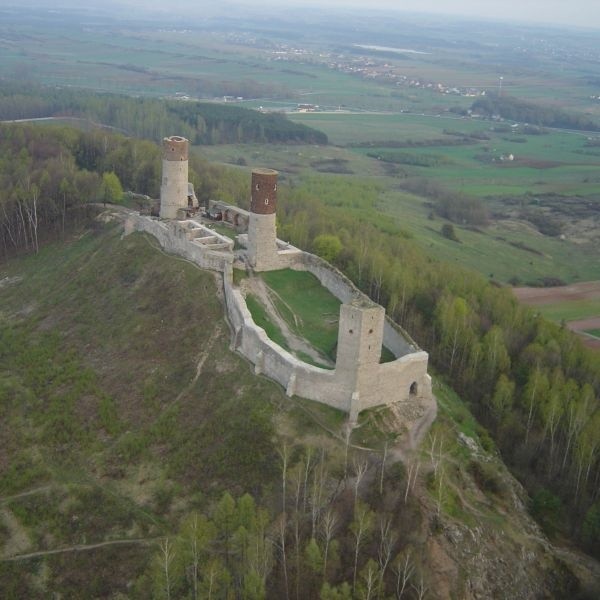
[0,82,327,145]
[0,120,266,260]
[276,187,600,557]
[472,93,600,132]
[139,446,428,600]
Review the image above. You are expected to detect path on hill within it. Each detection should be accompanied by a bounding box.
[241,275,334,367]
[2,538,159,562]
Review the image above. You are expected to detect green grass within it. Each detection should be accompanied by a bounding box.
[245,293,290,351]
[261,269,341,360]
[585,329,600,339]
[207,223,235,239]
[536,300,600,323]
[0,223,294,595]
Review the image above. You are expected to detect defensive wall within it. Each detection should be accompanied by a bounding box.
[222,265,430,420]
[125,214,233,273]
[125,213,431,421]
[125,161,433,421]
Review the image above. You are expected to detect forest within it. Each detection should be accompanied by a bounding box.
[1,120,600,585]
[0,83,327,145]
[0,123,238,259]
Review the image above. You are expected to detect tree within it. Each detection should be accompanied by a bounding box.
[440,223,459,242]
[100,171,123,205]
[313,234,343,263]
[351,502,374,594]
[490,375,515,419]
[319,508,338,582]
[177,513,216,600]
[582,502,600,557]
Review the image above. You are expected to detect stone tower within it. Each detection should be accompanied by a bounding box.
[336,300,385,374]
[247,168,278,270]
[335,300,386,419]
[160,136,189,219]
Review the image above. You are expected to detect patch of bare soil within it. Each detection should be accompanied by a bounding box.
[0,508,32,557]
[513,280,600,305]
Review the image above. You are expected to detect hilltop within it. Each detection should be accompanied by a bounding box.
[1,215,598,598]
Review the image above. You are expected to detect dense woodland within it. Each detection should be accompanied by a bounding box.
[1,119,600,589]
[0,123,242,259]
[0,82,327,145]
[472,93,600,131]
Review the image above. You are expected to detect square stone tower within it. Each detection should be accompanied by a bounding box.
[336,300,385,374]
[160,136,189,220]
[247,168,279,270]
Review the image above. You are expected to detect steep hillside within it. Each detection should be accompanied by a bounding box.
[0,218,286,596]
[0,216,597,598]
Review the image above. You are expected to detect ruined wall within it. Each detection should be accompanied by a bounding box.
[223,272,354,412]
[126,215,233,273]
[126,213,432,420]
[291,252,418,358]
[356,353,432,414]
[223,264,432,419]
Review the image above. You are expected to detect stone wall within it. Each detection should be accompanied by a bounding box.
[125,214,432,420]
[223,263,432,420]
[356,352,432,414]
[290,252,418,358]
[223,269,354,413]
[126,215,233,273]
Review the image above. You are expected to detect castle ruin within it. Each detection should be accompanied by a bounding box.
[127,150,433,422]
[159,136,198,219]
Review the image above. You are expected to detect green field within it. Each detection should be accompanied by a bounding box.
[199,140,600,284]
[586,329,600,338]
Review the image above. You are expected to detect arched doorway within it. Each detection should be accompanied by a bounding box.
[409,382,418,396]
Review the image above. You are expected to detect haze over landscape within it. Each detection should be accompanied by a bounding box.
[1,0,600,598]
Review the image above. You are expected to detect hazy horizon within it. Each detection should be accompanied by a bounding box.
[7,0,600,31]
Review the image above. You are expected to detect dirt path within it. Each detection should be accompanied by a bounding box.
[241,275,334,367]
[566,317,600,349]
[2,538,159,562]
[389,395,438,463]
[0,485,56,505]
[566,316,600,331]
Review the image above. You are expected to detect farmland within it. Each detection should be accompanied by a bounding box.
[1,4,599,288]
[513,282,600,347]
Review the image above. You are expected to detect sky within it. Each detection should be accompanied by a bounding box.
[257,0,600,29]
[15,0,600,30]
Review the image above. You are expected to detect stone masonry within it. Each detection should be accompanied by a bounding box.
[126,145,434,421]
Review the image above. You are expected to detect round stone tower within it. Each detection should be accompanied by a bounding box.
[160,136,189,220]
[248,168,279,270]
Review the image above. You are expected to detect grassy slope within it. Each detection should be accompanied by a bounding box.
[0,223,592,597]
[261,270,341,360]
[0,223,287,596]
